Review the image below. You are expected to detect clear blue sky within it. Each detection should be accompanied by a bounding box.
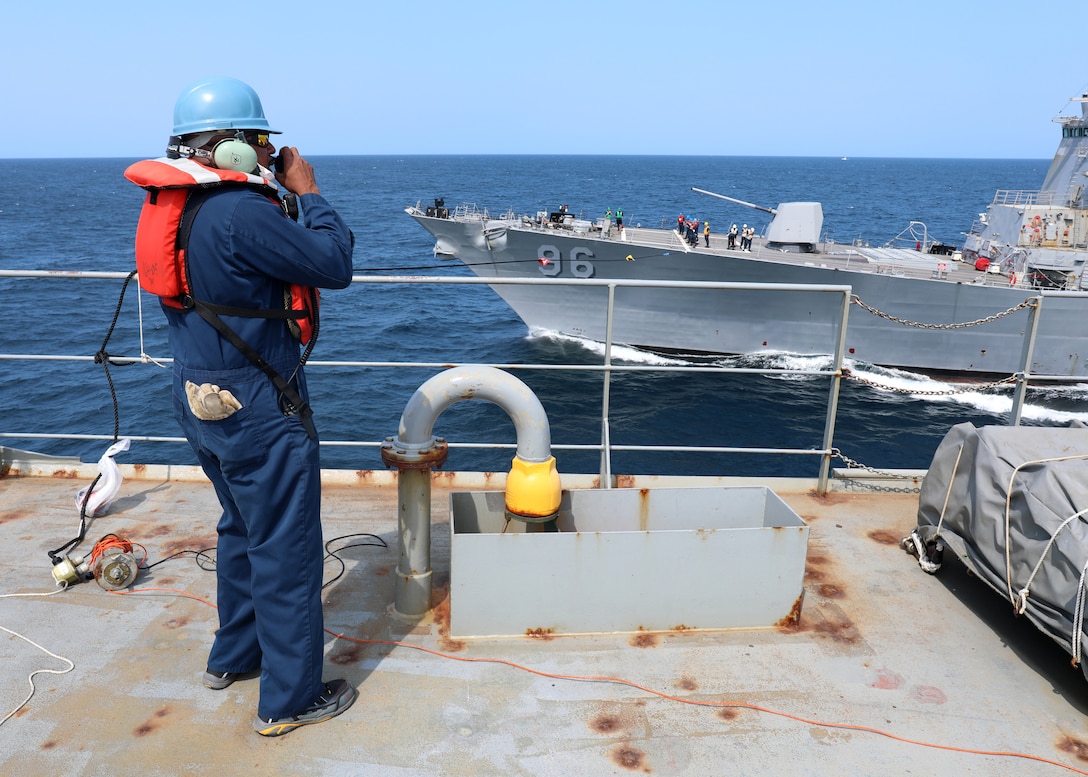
[6,0,1088,159]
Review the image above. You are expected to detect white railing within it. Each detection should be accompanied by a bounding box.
[992,190,1060,207]
[1,270,855,491]
[1,270,1072,492]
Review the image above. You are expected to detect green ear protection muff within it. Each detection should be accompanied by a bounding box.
[211,137,258,173]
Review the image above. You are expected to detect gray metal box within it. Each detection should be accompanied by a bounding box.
[449,486,808,637]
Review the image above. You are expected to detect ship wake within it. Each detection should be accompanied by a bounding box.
[526,329,1088,426]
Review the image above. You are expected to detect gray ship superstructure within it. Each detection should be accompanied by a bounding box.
[408,95,1088,378]
[963,93,1088,289]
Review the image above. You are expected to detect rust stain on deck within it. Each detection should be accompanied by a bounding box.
[1058,734,1088,762]
[611,743,650,772]
[867,529,900,545]
[629,632,659,648]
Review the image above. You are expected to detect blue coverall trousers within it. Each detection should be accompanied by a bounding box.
[173,358,325,720]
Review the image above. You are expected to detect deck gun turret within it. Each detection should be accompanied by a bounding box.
[693,187,823,252]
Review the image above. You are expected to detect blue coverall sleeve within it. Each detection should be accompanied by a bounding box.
[227,191,355,290]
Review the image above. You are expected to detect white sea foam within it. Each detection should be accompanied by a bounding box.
[528,332,1088,425]
[848,362,1088,425]
[527,329,690,365]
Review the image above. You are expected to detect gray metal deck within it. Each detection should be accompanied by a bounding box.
[4,465,1088,776]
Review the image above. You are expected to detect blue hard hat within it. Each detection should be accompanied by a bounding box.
[172,76,280,135]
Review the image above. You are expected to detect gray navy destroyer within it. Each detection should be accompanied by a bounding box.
[408,93,1088,378]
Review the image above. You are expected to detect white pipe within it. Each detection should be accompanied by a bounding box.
[387,366,556,617]
[395,366,552,462]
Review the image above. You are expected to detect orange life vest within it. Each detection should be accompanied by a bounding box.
[124,157,318,344]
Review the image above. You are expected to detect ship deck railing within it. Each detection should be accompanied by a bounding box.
[425,204,1057,288]
[992,189,1062,207]
[449,203,494,221]
[0,270,1072,493]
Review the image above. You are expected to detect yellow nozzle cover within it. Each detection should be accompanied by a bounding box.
[505,455,561,518]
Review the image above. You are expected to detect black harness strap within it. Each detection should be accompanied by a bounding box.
[176,188,317,439]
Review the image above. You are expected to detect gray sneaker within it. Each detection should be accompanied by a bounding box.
[203,668,260,690]
[253,679,357,737]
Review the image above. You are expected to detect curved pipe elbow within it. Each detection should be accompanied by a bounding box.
[396,366,553,462]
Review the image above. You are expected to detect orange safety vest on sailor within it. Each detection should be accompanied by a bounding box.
[123,157,319,344]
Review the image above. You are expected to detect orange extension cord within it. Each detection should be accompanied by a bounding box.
[111,585,1088,775]
[88,534,147,569]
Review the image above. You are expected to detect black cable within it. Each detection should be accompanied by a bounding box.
[322,532,388,589]
[142,548,218,572]
[131,532,387,587]
[47,272,138,564]
[93,270,141,431]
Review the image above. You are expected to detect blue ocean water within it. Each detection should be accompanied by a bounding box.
[2,155,1085,477]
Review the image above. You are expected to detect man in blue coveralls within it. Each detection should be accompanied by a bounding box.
[138,77,356,736]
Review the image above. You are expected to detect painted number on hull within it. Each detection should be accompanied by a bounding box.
[538,245,595,278]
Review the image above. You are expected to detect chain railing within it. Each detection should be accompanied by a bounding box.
[851,295,1035,329]
[830,449,924,494]
[844,370,1019,396]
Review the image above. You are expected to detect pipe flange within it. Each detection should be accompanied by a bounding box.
[380,437,449,470]
[505,509,560,525]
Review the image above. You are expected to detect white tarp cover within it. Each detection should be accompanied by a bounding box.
[915,422,1088,676]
